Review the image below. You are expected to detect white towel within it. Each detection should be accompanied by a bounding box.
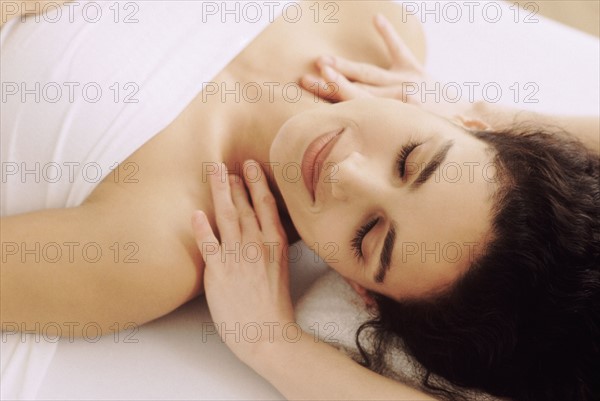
[296,270,504,401]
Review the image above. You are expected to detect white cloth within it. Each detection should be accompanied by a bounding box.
[296,270,503,400]
[1,1,289,398]
[0,331,58,400]
[2,0,598,399]
[1,0,284,215]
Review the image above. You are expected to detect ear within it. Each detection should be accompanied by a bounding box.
[343,278,377,308]
[451,115,492,131]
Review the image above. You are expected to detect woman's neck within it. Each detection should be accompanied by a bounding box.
[212,72,329,243]
[192,0,426,243]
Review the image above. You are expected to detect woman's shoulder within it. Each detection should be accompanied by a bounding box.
[230,0,426,85]
[332,0,427,65]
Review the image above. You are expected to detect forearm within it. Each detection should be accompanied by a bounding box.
[469,101,600,154]
[247,332,437,401]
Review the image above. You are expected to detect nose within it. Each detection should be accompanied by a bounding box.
[329,151,385,202]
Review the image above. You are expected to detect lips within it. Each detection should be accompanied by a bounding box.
[301,128,344,202]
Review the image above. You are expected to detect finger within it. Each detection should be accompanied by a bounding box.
[191,210,221,265]
[300,74,341,101]
[302,71,408,103]
[242,160,287,242]
[373,13,422,70]
[300,74,337,98]
[317,55,393,86]
[228,174,260,233]
[311,65,373,102]
[209,163,241,242]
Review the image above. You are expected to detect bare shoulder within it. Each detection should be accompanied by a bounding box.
[318,0,427,65]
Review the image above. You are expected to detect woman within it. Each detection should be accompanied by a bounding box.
[2,1,598,400]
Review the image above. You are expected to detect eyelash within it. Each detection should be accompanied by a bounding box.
[351,217,379,261]
[396,141,422,177]
[350,141,421,261]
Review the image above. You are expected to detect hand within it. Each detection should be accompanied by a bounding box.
[191,161,294,363]
[300,14,469,119]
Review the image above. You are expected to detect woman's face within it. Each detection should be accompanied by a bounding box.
[270,98,496,301]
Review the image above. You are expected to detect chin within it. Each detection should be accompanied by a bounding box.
[270,111,308,160]
[269,115,307,189]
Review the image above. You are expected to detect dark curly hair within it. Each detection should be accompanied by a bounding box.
[356,124,600,401]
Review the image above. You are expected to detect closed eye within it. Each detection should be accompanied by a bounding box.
[351,217,379,261]
[396,141,422,178]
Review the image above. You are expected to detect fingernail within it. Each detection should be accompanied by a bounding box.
[192,211,206,227]
[319,55,335,67]
[303,74,323,89]
[322,65,337,80]
[375,13,385,26]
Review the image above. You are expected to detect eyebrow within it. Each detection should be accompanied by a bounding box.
[374,140,454,284]
[411,140,454,190]
[374,222,397,283]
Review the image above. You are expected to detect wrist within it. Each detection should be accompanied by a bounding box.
[228,320,301,367]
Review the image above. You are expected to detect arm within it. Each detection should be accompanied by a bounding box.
[1,192,200,337]
[251,335,436,400]
[192,162,436,400]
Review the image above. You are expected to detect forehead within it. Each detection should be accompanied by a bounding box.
[346,99,484,144]
[377,139,497,300]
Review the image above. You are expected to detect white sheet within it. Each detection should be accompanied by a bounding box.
[5,0,599,399]
[0,333,57,400]
[36,242,328,400]
[0,0,291,398]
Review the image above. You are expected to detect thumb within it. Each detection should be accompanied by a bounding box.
[321,65,373,102]
[191,211,220,264]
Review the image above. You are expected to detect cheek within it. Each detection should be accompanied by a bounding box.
[325,257,372,290]
[307,221,336,250]
[304,222,346,263]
